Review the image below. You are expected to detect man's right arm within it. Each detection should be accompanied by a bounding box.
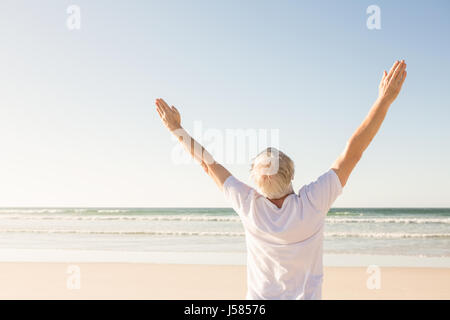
[332,60,407,187]
[155,98,232,190]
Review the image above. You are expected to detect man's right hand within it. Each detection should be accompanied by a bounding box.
[155,98,182,133]
[378,60,407,103]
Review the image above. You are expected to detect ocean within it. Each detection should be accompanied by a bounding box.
[0,208,448,266]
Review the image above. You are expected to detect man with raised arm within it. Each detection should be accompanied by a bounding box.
[155,60,407,299]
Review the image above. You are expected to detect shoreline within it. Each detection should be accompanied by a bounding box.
[0,262,448,299]
[0,248,449,268]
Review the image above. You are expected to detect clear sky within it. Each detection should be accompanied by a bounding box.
[0,0,449,207]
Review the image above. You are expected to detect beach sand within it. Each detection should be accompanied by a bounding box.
[0,263,448,300]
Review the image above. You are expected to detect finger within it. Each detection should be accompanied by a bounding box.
[157,108,166,120]
[156,102,165,116]
[390,61,404,82]
[400,70,407,86]
[381,70,387,84]
[394,61,406,80]
[155,99,161,110]
[387,62,404,86]
[386,60,400,82]
[156,99,168,114]
[156,105,163,118]
[159,99,172,113]
[397,66,406,81]
[396,60,406,75]
[386,60,399,78]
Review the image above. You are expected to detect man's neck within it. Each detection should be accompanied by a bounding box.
[268,192,294,209]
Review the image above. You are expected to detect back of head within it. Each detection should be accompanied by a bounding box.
[250,147,295,200]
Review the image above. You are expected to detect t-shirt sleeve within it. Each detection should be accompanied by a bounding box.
[299,169,343,215]
[223,176,254,218]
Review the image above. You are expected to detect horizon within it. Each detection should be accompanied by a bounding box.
[0,206,448,209]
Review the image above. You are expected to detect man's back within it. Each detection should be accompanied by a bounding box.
[223,169,342,299]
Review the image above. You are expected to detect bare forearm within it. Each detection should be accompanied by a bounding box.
[155,98,232,188]
[171,127,231,188]
[347,97,392,158]
[172,127,214,165]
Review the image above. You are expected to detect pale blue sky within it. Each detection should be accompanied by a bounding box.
[0,0,449,207]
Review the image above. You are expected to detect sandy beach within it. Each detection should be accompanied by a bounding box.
[0,263,448,300]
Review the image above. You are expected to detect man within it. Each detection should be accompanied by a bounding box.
[155,60,407,299]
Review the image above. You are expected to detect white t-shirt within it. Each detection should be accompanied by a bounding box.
[223,169,343,300]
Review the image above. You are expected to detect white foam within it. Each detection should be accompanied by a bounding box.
[0,229,448,239]
[1,214,448,225]
[326,217,450,224]
[0,229,245,237]
[325,232,450,239]
[0,214,241,222]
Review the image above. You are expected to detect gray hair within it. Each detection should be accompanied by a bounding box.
[250,147,295,199]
